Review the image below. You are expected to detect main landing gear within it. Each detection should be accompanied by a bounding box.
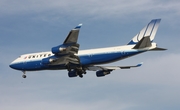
[22,71,27,78]
[67,65,86,78]
[78,69,86,78]
[74,70,86,78]
[78,73,83,78]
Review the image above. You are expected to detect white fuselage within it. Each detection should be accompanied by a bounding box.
[9,43,157,71]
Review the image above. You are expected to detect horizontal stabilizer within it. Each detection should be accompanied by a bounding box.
[133,36,151,49]
[149,47,167,51]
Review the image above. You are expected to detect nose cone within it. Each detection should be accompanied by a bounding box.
[9,63,17,69]
[9,62,22,70]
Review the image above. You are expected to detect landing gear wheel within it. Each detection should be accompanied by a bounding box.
[22,75,27,78]
[79,74,83,78]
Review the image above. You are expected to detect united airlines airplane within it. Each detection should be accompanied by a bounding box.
[9,19,166,78]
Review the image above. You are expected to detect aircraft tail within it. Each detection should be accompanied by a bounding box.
[127,19,161,46]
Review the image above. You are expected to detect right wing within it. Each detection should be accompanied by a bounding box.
[86,62,143,71]
[85,62,143,77]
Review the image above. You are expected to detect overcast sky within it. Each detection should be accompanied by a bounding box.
[0,0,180,110]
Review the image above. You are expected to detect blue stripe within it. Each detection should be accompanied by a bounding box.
[149,19,157,37]
[79,50,144,65]
[127,40,136,45]
[75,24,82,29]
[143,21,151,37]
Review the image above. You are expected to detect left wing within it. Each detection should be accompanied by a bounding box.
[42,24,82,66]
[86,62,143,71]
[63,23,82,44]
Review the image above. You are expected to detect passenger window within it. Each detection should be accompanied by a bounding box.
[33,55,35,58]
[36,55,38,58]
[48,54,51,56]
[28,56,31,59]
[44,54,46,57]
[40,54,43,57]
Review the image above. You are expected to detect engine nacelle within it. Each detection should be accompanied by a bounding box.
[96,70,111,77]
[68,70,78,77]
[51,44,68,54]
[41,58,56,65]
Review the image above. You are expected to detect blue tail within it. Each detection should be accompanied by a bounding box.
[128,19,161,45]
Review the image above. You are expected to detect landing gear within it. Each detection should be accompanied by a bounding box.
[66,63,72,72]
[22,74,27,78]
[22,71,27,78]
[67,67,86,78]
[76,67,86,78]
[78,72,83,78]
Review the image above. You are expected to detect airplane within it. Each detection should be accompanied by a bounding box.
[9,19,166,78]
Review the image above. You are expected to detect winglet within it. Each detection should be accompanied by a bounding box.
[75,23,83,29]
[136,62,143,67]
[120,62,143,69]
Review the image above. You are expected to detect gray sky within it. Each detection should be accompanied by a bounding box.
[0,0,180,110]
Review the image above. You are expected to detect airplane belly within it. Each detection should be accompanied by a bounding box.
[91,53,122,63]
[23,60,45,71]
[87,51,142,65]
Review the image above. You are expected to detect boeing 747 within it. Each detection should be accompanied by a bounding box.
[9,19,166,78]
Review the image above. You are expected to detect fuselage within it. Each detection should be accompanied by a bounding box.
[9,43,156,71]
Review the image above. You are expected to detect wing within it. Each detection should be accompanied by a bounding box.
[86,62,143,71]
[85,62,143,77]
[42,24,82,66]
[63,24,82,44]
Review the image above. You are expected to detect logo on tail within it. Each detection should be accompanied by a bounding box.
[128,19,161,45]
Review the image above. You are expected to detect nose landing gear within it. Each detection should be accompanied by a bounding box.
[22,74,26,78]
[22,71,27,78]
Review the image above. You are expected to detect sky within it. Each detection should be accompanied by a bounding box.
[0,0,180,110]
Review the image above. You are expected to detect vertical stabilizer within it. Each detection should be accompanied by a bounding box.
[128,19,161,45]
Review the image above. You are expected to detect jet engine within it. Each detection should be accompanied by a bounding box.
[96,70,111,77]
[68,70,78,77]
[51,43,79,55]
[41,57,56,65]
[51,44,68,54]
